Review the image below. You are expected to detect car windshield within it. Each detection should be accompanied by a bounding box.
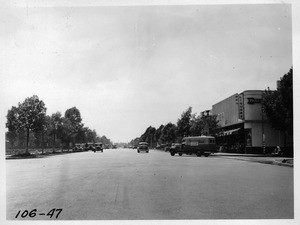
[139,142,148,146]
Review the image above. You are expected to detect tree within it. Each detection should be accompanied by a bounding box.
[262,67,293,146]
[63,107,83,147]
[200,115,219,136]
[60,117,73,150]
[33,115,50,154]
[190,112,220,136]
[177,106,192,138]
[65,107,82,125]
[129,137,140,147]
[49,112,63,152]
[17,95,47,154]
[76,126,88,143]
[160,123,177,144]
[190,114,202,136]
[86,128,97,143]
[155,125,164,145]
[140,126,156,148]
[99,135,111,146]
[17,129,27,148]
[6,106,20,149]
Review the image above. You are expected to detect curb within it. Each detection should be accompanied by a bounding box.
[273,159,293,167]
[215,155,293,168]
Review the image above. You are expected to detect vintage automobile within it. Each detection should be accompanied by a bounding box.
[137,142,149,153]
[93,143,104,153]
[169,143,181,153]
[85,142,95,151]
[73,143,84,152]
[164,143,172,152]
[169,136,216,157]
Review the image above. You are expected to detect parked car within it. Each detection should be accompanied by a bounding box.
[137,142,149,153]
[93,143,103,153]
[169,143,181,153]
[85,142,95,151]
[156,144,165,150]
[164,143,172,152]
[73,143,84,152]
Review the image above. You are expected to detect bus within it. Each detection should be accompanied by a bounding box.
[169,135,216,157]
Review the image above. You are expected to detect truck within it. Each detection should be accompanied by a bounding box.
[169,136,216,157]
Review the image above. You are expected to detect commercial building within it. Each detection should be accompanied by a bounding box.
[212,90,285,154]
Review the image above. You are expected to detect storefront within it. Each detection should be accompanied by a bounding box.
[212,90,284,154]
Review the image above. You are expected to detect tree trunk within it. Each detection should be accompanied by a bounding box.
[53,133,56,153]
[41,132,44,154]
[26,127,30,155]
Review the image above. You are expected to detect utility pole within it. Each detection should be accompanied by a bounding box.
[261,103,265,155]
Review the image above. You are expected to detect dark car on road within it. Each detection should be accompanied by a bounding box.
[93,143,103,153]
[137,142,149,153]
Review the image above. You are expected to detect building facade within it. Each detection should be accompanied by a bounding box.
[212,90,285,154]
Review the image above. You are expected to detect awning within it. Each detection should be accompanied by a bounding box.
[223,128,241,136]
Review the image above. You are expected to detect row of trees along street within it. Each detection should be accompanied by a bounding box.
[130,67,293,150]
[262,67,293,148]
[6,95,112,155]
[129,107,220,149]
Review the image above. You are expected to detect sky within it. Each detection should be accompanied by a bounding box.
[0,2,294,143]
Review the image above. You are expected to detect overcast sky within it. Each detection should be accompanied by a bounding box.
[1,3,293,142]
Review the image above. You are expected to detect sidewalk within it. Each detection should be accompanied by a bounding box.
[213,153,293,167]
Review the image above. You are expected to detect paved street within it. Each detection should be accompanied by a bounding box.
[6,148,293,220]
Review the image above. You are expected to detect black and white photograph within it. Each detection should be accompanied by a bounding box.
[1,0,298,223]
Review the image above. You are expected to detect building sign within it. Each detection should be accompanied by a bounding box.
[238,94,244,120]
[190,141,198,146]
[247,98,262,104]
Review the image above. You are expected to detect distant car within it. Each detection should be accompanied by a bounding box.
[137,142,149,153]
[170,143,181,153]
[73,143,84,152]
[164,144,172,152]
[93,143,103,153]
[85,143,95,151]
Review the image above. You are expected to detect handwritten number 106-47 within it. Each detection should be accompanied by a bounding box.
[15,208,62,219]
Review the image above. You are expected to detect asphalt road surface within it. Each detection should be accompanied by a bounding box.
[6,148,293,220]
